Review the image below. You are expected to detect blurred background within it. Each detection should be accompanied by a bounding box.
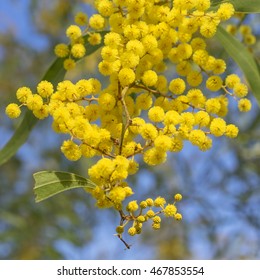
[0,0,260,260]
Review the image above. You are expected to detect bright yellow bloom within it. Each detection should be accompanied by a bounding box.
[217,3,235,21]
[27,94,43,111]
[16,87,32,103]
[225,74,240,89]
[118,68,136,86]
[210,118,226,137]
[127,200,139,212]
[169,78,186,95]
[238,98,252,112]
[233,83,248,98]
[174,193,182,201]
[148,106,165,122]
[89,14,105,30]
[37,80,54,98]
[54,43,69,58]
[71,43,86,58]
[141,70,158,87]
[164,204,177,217]
[154,196,166,207]
[225,124,239,138]
[140,123,158,140]
[206,76,223,91]
[5,103,21,119]
[61,140,82,161]
[66,25,82,40]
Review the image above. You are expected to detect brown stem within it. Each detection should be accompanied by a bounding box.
[118,85,132,154]
[117,235,131,249]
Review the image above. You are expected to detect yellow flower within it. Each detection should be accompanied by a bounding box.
[66,25,82,40]
[89,14,105,30]
[61,140,82,161]
[74,12,88,25]
[225,124,239,138]
[118,68,136,86]
[5,103,21,119]
[143,147,167,166]
[210,118,226,137]
[217,3,235,21]
[238,98,252,112]
[233,83,248,98]
[16,87,32,103]
[37,80,54,98]
[148,106,165,122]
[141,70,158,87]
[154,196,166,207]
[71,43,86,59]
[127,200,139,212]
[140,123,158,140]
[164,204,177,217]
[54,43,69,58]
[169,78,186,95]
[206,76,223,91]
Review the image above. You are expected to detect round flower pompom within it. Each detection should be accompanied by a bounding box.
[164,204,177,217]
[37,80,54,98]
[74,12,88,26]
[174,213,182,221]
[26,94,43,111]
[225,74,240,89]
[89,14,105,30]
[61,140,82,161]
[174,193,182,201]
[233,83,248,98]
[210,118,226,137]
[148,106,165,122]
[169,78,186,95]
[88,33,102,45]
[66,25,82,40]
[71,43,86,59]
[128,227,137,236]
[206,76,223,91]
[118,68,135,86]
[225,124,239,138]
[54,43,69,58]
[217,3,235,21]
[238,98,252,112]
[141,70,158,87]
[16,87,32,103]
[5,103,21,119]
[63,58,76,70]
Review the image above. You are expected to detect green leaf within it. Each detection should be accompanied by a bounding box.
[210,0,260,13]
[231,0,260,12]
[33,171,95,202]
[0,111,38,166]
[0,31,108,166]
[216,26,260,105]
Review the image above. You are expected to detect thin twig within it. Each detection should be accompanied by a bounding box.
[117,235,131,249]
[118,85,132,154]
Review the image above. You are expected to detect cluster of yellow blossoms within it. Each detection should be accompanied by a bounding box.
[5,0,253,247]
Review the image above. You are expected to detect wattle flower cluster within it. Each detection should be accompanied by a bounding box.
[5,0,252,247]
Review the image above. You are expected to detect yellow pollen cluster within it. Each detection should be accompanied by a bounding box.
[6,0,254,248]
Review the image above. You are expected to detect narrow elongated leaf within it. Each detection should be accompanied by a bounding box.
[210,0,260,12]
[231,0,260,12]
[0,31,108,166]
[33,171,95,202]
[216,26,260,105]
